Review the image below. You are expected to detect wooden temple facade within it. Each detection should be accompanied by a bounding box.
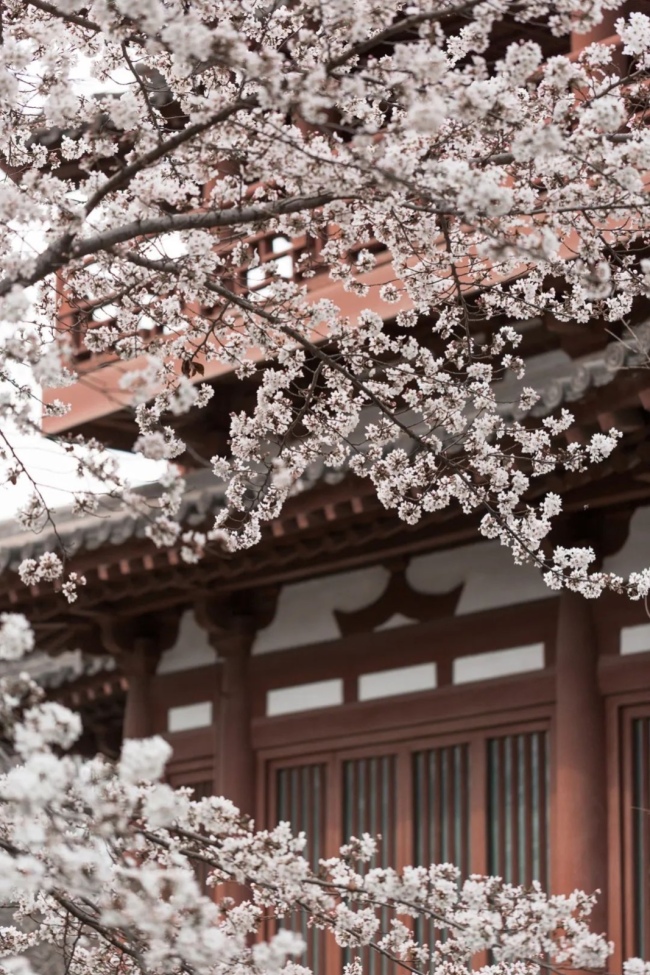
[5,449,650,968]
[1,298,648,972]
[2,11,650,972]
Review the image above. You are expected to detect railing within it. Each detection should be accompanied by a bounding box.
[59,231,388,364]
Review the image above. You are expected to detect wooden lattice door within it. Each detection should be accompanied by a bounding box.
[264,720,550,975]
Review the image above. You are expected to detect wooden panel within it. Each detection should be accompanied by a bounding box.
[487,730,549,887]
[342,754,397,975]
[253,676,555,754]
[413,743,470,958]
[163,727,214,767]
[599,653,650,696]
[274,762,328,974]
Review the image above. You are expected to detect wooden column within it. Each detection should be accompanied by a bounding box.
[195,597,258,816]
[215,637,254,815]
[197,615,256,903]
[196,591,279,815]
[553,591,607,932]
[98,612,181,742]
[122,641,158,740]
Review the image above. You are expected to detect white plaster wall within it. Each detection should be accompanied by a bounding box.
[156,609,217,674]
[168,700,213,732]
[453,642,545,684]
[252,536,554,657]
[603,505,650,577]
[267,678,344,716]
[374,612,418,632]
[621,622,650,656]
[358,662,437,701]
[407,540,549,615]
[498,349,573,407]
[252,565,390,654]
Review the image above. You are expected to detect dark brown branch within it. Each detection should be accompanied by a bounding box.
[84,98,256,215]
[0,194,337,298]
[325,0,497,72]
[23,0,101,32]
[483,131,639,167]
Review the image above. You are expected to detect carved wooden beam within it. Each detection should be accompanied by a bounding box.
[335,566,463,635]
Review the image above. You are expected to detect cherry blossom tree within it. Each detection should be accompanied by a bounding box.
[3,7,650,968]
[3,0,650,599]
[0,614,629,975]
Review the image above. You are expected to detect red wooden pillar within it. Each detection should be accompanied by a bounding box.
[122,640,158,740]
[98,613,180,742]
[195,599,256,817]
[553,591,608,932]
[215,638,254,816]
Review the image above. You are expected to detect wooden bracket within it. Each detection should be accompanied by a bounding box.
[335,567,463,636]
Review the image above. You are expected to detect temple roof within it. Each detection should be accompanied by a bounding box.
[2,329,650,573]
[0,468,227,576]
[0,646,115,689]
[1,327,650,660]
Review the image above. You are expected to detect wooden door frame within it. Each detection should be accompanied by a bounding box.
[606,691,650,968]
[258,713,552,975]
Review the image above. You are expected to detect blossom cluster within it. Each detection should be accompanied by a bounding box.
[2,0,650,598]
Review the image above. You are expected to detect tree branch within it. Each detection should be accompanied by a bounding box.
[22,0,101,32]
[0,194,337,298]
[325,0,497,71]
[84,98,257,216]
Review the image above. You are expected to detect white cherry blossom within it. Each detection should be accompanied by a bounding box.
[1,0,650,603]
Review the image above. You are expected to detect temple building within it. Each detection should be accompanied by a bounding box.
[1,11,650,974]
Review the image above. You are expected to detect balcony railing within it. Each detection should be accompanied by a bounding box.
[59,230,389,364]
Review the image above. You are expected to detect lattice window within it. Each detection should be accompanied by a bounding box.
[487,731,549,887]
[342,755,397,975]
[412,744,470,956]
[276,762,327,868]
[262,721,551,975]
[275,763,327,974]
[413,744,470,872]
